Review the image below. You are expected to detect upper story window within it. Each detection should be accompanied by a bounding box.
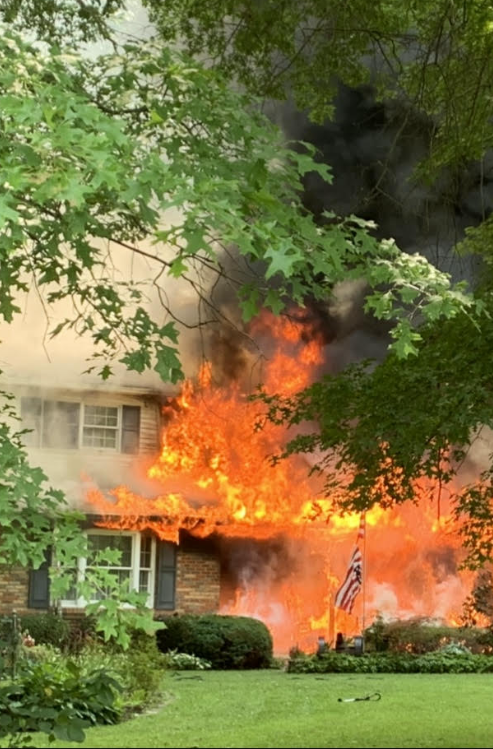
[20,398,141,453]
[82,405,119,449]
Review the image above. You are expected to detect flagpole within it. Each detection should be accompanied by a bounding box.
[361,513,367,633]
[328,591,335,647]
[334,513,365,628]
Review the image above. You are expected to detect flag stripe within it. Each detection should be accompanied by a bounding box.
[335,513,365,614]
[334,546,362,612]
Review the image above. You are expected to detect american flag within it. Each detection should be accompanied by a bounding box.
[334,514,365,614]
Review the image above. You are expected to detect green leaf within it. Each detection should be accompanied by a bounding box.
[149,109,164,123]
[184,229,205,255]
[264,244,302,279]
[264,288,285,315]
[154,345,184,383]
[120,350,150,373]
[0,195,19,227]
[100,365,113,380]
[239,285,260,322]
[168,257,188,278]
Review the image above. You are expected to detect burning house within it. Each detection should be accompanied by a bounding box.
[0,381,222,620]
[0,307,481,654]
[0,17,490,651]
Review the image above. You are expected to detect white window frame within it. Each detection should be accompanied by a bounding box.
[20,397,136,453]
[80,404,121,452]
[60,530,156,609]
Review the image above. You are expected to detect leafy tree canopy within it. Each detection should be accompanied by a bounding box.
[0,0,126,43]
[146,0,493,175]
[0,23,473,376]
[141,0,493,563]
[0,0,491,587]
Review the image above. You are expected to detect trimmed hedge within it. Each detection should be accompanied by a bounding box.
[156,614,273,669]
[288,651,493,674]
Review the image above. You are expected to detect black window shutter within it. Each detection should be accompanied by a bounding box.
[156,541,176,609]
[20,397,42,447]
[28,549,51,609]
[121,406,141,454]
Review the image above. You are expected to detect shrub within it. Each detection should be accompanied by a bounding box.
[156,614,273,669]
[77,630,166,715]
[162,650,212,670]
[20,643,61,667]
[20,613,69,649]
[287,651,493,674]
[114,632,166,714]
[64,615,98,654]
[269,656,287,670]
[0,660,121,745]
[363,616,493,654]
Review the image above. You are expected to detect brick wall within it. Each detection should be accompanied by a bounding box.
[0,535,222,617]
[174,545,221,613]
[0,566,37,615]
[155,534,221,616]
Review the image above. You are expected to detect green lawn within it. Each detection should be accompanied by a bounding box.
[36,670,493,748]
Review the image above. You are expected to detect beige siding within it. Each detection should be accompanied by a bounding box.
[5,385,165,510]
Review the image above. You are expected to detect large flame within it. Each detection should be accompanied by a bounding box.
[88,311,480,652]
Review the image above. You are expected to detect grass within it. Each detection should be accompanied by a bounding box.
[32,669,493,748]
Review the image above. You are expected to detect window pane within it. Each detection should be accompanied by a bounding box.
[140,536,152,569]
[84,406,118,428]
[88,534,132,567]
[139,570,150,593]
[63,569,79,601]
[82,427,117,449]
[42,401,80,449]
[92,570,132,600]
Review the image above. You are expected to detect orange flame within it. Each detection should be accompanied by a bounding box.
[88,310,481,652]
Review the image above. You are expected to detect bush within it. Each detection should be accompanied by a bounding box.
[162,650,212,670]
[156,614,273,669]
[77,630,166,715]
[64,615,98,654]
[363,616,493,655]
[0,659,121,745]
[287,650,493,674]
[21,643,61,667]
[20,613,69,649]
[114,631,166,714]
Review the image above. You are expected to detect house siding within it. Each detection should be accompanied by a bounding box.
[7,386,163,511]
